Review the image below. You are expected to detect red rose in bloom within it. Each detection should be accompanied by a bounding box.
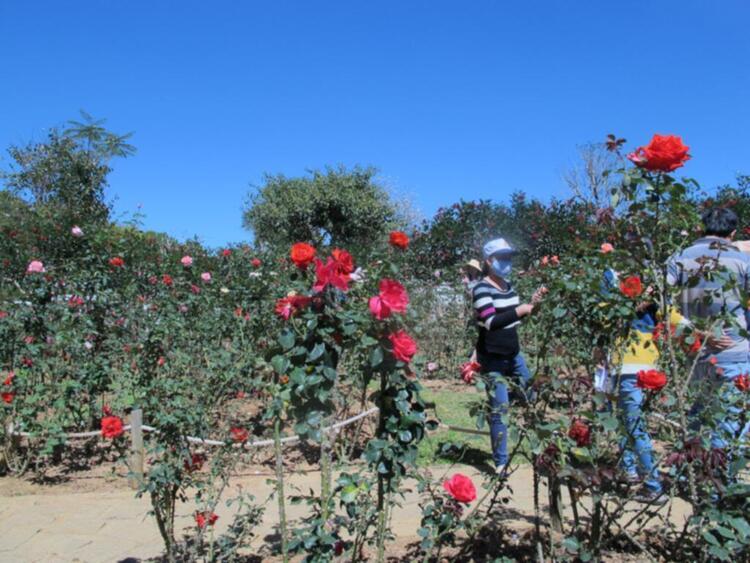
[275,295,312,320]
[388,330,417,363]
[460,361,481,384]
[568,419,591,447]
[734,374,749,392]
[331,249,354,275]
[3,372,14,386]
[251,258,262,268]
[313,258,350,292]
[162,274,173,287]
[627,134,691,173]
[389,231,409,249]
[21,357,33,367]
[369,279,409,320]
[194,511,219,529]
[443,473,477,503]
[619,276,643,298]
[222,248,232,258]
[636,369,667,391]
[379,279,409,313]
[184,453,206,473]
[230,426,249,443]
[109,257,125,268]
[290,243,316,269]
[101,415,124,439]
[1,392,13,404]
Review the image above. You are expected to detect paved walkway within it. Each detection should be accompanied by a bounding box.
[0,465,689,562]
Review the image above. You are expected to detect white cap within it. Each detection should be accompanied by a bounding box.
[482,238,516,260]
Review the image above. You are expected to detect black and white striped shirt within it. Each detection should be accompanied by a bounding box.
[472,279,520,358]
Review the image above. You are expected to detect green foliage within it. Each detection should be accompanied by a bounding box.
[243,165,404,254]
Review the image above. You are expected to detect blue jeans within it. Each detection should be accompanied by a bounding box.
[480,353,532,467]
[690,361,750,453]
[618,374,661,493]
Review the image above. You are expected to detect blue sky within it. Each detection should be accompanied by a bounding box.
[1,1,749,248]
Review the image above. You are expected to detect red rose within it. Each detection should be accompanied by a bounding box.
[68,295,84,308]
[251,258,262,268]
[275,295,312,320]
[184,453,206,473]
[162,274,173,287]
[443,473,477,503]
[734,374,749,392]
[1,392,13,404]
[222,248,232,258]
[194,511,218,529]
[378,279,409,313]
[627,134,691,173]
[619,276,643,298]
[388,330,417,363]
[568,419,591,447]
[331,249,354,275]
[636,369,667,391]
[290,243,316,269]
[2,372,14,386]
[460,361,481,384]
[368,296,390,320]
[312,258,350,293]
[230,426,249,443]
[101,415,124,439]
[389,231,409,249]
[109,257,125,268]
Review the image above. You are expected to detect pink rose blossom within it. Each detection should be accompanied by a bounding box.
[427,362,438,372]
[201,272,211,282]
[600,243,614,254]
[71,226,84,237]
[26,260,45,274]
[181,255,193,267]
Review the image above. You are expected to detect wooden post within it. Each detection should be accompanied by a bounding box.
[129,408,144,490]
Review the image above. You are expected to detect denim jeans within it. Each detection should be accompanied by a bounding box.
[479,353,532,467]
[689,361,750,454]
[618,374,661,493]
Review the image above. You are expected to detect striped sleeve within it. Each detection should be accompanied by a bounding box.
[472,284,520,330]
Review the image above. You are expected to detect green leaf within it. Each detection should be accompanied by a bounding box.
[370,347,384,368]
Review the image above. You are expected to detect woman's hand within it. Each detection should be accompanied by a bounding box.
[516,303,534,317]
[531,286,548,305]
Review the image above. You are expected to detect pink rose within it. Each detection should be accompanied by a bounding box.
[26,260,45,274]
[426,362,438,372]
[600,243,614,254]
[201,272,211,282]
[181,255,193,267]
[71,226,84,237]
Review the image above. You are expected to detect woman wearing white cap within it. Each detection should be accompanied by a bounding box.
[472,238,544,474]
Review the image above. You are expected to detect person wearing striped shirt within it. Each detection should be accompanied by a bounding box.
[472,238,544,474]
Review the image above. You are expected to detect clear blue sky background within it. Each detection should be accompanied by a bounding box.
[1,1,749,248]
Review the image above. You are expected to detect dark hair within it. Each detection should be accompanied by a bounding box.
[701,207,738,237]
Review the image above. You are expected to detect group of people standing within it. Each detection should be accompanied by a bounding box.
[466,207,750,503]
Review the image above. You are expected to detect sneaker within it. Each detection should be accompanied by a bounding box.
[495,464,508,477]
[632,488,667,506]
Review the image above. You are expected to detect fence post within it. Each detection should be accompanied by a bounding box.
[129,408,144,490]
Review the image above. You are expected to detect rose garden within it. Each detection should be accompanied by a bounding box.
[1,120,749,562]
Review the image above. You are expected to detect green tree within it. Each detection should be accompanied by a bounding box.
[243,165,405,253]
[2,111,135,227]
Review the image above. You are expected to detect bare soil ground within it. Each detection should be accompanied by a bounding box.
[0,380,692,562]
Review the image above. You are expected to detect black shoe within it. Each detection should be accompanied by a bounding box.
[632,488,667,506]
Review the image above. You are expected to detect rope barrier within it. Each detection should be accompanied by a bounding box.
[7,407,381,448]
